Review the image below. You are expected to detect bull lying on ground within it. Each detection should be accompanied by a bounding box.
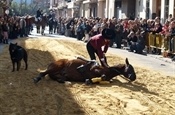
[33,57,136,84]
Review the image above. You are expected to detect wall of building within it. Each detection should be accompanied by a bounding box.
[136,0,146,19]
[97,0,105,18]
[51,0,175,22]
[90,3,97,17]
[84,3,90,18]
[108,0,115,18]
[127,0,136,19]
[121,0,128,18]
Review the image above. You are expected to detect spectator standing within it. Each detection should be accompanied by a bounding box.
[2,21,9,44]
[84,21,92,42]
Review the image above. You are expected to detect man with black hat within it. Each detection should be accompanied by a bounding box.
[36,8,42,22]
[86,28,116,68]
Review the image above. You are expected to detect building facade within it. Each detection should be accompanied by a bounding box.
[50,0,175,22]
[0,0,11,16]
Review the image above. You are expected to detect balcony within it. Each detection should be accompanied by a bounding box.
[67,2,80,9]
[52,3,58,7]
[57,1,67,9]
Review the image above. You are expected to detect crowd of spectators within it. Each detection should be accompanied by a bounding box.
[0,15,32,44]
[0,13,175,57]
[55,14,175,56]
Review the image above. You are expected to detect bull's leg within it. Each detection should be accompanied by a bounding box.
[56,79,65,83]
[33,72,46,83]
[49,74,66,83]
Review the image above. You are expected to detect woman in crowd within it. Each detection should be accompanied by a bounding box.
[2,20,9,44]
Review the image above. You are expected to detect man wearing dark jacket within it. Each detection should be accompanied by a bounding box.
[86,28,116,67]
[167,21,175,52]
[36,8,42,22]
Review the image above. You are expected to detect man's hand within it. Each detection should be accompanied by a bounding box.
[100,58,109,68]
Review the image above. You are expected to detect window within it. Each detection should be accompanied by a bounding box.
[115,1,121,8]
[65,0,71,2]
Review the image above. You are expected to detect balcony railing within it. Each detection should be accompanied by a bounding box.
[57,1,67,9]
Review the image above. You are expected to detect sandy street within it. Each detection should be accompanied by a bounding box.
[0,37,175,115]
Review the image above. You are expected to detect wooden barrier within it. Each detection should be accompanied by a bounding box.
[163,36,170,50]
[148,33,155,48]
[121,32,174,55]
[148,33,163,48]
[147,33,175,54]
[155,34,163,48]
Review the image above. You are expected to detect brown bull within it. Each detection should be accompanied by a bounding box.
[33,57,136,84]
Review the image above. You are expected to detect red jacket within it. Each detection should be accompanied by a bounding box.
[89,34,109,59]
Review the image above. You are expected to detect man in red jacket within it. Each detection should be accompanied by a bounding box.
[86,28,115,68]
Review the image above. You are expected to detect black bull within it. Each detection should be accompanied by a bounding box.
[33,57,136,83]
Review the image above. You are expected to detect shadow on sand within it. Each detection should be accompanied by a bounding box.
[0,38,87,115]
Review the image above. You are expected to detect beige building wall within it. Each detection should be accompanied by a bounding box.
[149,0,157,18]
[84,3,90,18]
[53,0,175,21]
[121,0,128,18]
[108,0,115,18]
[97,0,105,18]
[79,2,83,17]
[169,0,175,17]
[136,0,147,19]
[67,9,72,18]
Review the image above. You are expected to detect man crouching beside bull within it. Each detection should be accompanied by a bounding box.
[86,28,116,68]
[79,28,116,84]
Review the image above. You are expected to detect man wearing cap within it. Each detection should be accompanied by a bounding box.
[86,28,116,68]
[36,8,42,22]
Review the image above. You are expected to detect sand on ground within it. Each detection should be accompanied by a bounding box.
[0,37,175,115]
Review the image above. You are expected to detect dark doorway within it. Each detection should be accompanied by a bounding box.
[127,0,136,19]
